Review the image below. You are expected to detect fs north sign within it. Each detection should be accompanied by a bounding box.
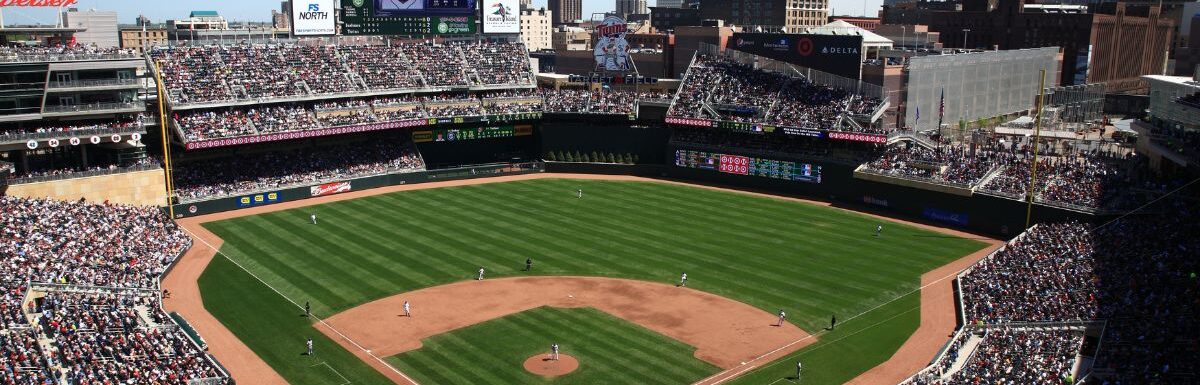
[292,0,336,35]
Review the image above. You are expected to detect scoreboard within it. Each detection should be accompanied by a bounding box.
[412,124,532,142]
[341,0,477,35]
[674,150,822,183]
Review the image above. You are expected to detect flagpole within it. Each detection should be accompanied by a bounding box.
[1025,69,1047,229]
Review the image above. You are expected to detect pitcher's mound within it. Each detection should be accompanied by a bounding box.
[523,354,579,377]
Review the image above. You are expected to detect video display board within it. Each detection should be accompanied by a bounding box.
[674,150,822,183]
[341,0,477,35]
[728,33,864,79]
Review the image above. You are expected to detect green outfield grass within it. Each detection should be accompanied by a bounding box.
[385,306,720,384]
[200,178,987,384]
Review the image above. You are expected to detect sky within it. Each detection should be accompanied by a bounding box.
[1,0,881,26]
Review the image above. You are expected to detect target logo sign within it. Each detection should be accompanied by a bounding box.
[797,38,814,56]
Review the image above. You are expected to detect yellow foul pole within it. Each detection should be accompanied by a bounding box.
[153,60,176,219]
[1025,69,1047,229]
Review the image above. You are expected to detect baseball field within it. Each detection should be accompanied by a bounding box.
[186,177,990,384]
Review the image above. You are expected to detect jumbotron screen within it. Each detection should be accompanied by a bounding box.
[340,0,476,35]
[674,150,822,184]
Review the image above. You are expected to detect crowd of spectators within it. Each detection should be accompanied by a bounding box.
[150,41,534,105]
[950,328,1084,384]
[669,55,882,132]
[978,149,1130,209]
[172,139,424,201]
[0,114,144,138]
[944,193,1200,384]
[863,144,999,186]
[541,87,669,115]
[0,196,230,384]
[174,91,560,141]
[0,44,137,62]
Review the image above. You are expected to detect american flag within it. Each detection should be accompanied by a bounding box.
[938,88,945,119]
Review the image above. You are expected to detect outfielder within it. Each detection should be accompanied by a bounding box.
[679,272,688,287]
[403,300,411,317]
[525,257,533,271]
[796,361,803,382]
[306,338,313,356]
[551,343,560,361]
[304,301,310,317]
[311,213,318,225]
[577,188,583,199]
[776,309,787,326]
[875,224,883,237]
[477,267,485,280]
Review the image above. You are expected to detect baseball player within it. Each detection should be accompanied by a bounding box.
[796,360,803,381]
[830,314,837,330]
[304,301,310,317]
[776,309,787,326]
[525,257,533,271]
[679,272,688,287]
[311,213,318,225]
[551,343,560,361]
[306,338,313,356]
[874,224,883,237]
[577,188,583,199]
[477,267,485,281]
[403,300,411,317]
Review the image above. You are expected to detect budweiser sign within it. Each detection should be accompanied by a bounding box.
[310,181,352,197]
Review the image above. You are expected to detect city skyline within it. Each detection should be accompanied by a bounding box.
[1,0,882,26]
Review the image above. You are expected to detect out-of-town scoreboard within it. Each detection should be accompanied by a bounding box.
[340,0,477,35]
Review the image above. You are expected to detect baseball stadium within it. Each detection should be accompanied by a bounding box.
[0,1,1197,385]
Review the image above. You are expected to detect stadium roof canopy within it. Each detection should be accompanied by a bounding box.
[189,11,220,18]
[804,20,893,49]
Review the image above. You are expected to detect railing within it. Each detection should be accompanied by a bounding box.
[0,52,142,63]
[43,102,140,113]
[7,163,161,185]
[48,78,141,89]
[29,282,159,296]
[0,125,145,142]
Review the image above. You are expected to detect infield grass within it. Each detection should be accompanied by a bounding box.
[200,178,988,384]
[385,306,721,384]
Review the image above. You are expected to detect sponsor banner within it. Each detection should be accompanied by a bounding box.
[292,0,336,36]
[862,195,890,207]
[782,127,824,138]
[236,191,281,208]
[482,0,520,34]
[828,131,886,143]
[923,207,968,226]
[185,119,426,150]
[729,33,864,79]
[310,181,352,197]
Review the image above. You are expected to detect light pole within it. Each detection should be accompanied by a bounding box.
[962,28,971,49]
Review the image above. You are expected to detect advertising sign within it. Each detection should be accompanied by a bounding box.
[311,181,352,197]
[340,0,477,35]
[292,0,336,36]
[236,191,281,208]
[482,0,520,34]
[729,33,864,79]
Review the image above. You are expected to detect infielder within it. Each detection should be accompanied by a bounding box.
[403,300,411,317]
[306,338,313,356]
[550,343,560,361]
[875,224,883,237]
[776,309,787,326]
[796,361,803,382]
[311,213,318,225]
[525,257,533,271]
[477,267,485,280]
[679,272,688,287]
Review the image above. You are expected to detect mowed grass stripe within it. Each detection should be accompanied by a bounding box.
[386,307,720,385]
[203,179,988,384]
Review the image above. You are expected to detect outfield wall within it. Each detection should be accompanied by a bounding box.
[171,163,544,218]
[544,160,1096,238]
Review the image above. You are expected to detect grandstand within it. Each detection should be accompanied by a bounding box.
[1,25,1195,385]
